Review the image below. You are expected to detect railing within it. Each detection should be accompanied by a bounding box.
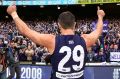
[20,61,120,66]
[6,62,120,79]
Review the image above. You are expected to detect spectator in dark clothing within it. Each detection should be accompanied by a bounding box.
[96,48,106,62]
[7,42,21,79]
[87,48,95,62]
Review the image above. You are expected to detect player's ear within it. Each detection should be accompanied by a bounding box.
[74,22,76,26]
[73,22,76,28]
[72,22,76,30]
[58,23,61,29]
[58,22,60,27]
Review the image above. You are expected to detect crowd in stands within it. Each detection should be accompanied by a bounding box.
[103,19,120,61]
[0,18,120,63]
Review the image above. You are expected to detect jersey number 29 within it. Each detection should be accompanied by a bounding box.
[58,45,85,72]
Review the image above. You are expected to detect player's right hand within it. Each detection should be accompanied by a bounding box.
[97,6,105,18]
[7,4,17,15]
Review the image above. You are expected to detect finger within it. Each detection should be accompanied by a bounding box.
[11,2,16,6]
[12,2,17,9]
[12,3,16,6]
[97,6,100,10]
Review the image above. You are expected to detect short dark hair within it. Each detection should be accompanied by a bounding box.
[58,11,75,29]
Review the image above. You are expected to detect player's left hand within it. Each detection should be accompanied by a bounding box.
[97,6,105,18]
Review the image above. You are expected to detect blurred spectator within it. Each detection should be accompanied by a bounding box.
[95,48,106,62]
[7,41,21,79]
[0,39,3,47]
[0,49,7,79]
[25,44,34,61]
[86,48,95,62]
[113,44,120,52]
[19,48,27,61]
[33,46,43,62]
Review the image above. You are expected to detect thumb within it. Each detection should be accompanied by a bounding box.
[97,6,100,10]
[12,1,16,6]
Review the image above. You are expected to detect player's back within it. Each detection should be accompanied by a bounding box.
[50,35,87,79]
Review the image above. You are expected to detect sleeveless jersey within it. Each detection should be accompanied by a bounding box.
[50,35,87,79]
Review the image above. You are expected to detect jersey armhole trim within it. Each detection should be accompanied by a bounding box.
[81,36,88,53]
[51,35,58,56]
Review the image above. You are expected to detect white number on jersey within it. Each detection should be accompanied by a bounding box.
[58,45,85,72]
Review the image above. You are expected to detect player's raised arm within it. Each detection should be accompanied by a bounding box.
[82,6,105,47]
[7,5,55,54]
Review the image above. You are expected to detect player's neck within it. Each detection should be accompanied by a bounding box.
[61,29,74,35]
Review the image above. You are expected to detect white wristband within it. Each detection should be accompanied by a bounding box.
[11,12,19,19]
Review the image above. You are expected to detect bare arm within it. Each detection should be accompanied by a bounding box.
[82,7,105,48]
[11,12,55,48]
[7,5,55,54]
